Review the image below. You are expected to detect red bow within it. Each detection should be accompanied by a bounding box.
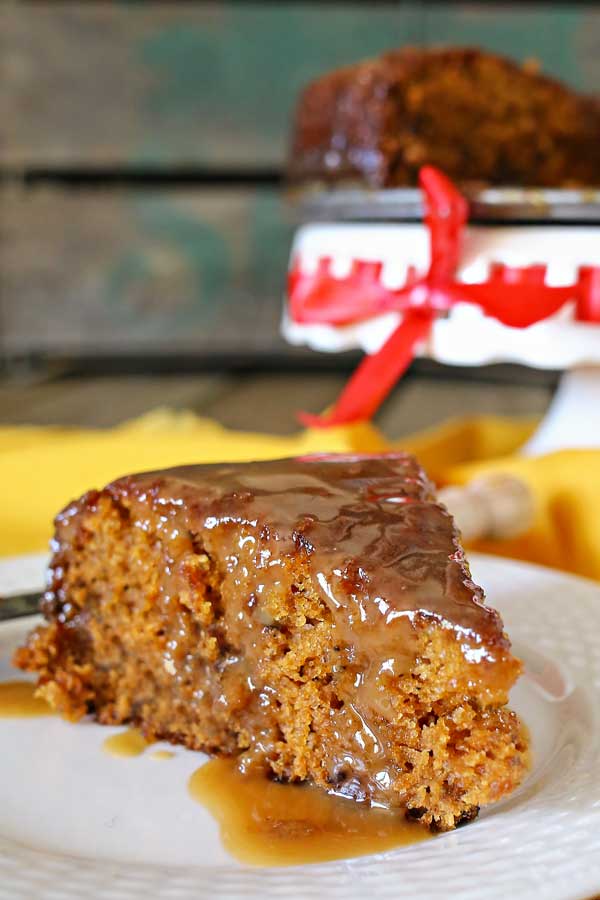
[288,167,600,428]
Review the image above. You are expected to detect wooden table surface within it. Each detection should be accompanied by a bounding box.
[0,370,552,436]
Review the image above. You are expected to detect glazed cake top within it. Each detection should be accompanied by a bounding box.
[71,453,509,652]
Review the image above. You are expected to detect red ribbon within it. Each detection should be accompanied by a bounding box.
[289,166,600,428]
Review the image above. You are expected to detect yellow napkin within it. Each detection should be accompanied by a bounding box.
[1,410,598,581]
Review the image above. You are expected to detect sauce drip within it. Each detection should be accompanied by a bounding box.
[102,728,150,757]
[188,758,430,866]
[149,750,175,761]
[0,680,53,717]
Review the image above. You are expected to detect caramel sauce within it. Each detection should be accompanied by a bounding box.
[149,750,175,761]
[109,454,504,649]
[188,758,430,866]
[0,680,53,717]
[102,728,150,757]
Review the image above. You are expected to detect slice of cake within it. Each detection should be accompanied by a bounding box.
[15,453,529,830]
[289,46,600,188]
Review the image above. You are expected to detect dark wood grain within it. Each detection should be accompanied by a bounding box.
[0,374,230,427]
[0,183,293,357]
[0,372,551,436]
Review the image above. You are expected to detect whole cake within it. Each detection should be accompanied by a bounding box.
[15,453,529,830]
[289,46,600,188]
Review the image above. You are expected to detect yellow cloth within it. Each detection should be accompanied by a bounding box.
[1,410,598,581]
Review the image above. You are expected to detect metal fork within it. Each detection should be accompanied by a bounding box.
[0,592,41,621]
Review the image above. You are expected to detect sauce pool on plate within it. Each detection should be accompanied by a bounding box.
[149,750,175,761]
[188,757,431,866]
[0,680,53,717]
[102,728,150,757]
[1,678,431,866]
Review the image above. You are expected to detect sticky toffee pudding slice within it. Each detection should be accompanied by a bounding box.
[15,453,529,831]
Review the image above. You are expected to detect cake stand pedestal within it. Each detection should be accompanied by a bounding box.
[523,366,600,455]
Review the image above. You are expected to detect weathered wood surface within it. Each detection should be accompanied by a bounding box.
[0,374,230,428]
[1,2,597,169]
[0,1,422,169]
[0,183,294,356]
[199,372,551,438]
[0,372,551,437]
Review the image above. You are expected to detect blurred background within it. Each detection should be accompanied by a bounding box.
[1,0,599,436]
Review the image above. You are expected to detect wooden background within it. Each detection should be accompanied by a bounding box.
[1,1,599,368]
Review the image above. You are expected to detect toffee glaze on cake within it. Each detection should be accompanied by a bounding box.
[14,453,529,831]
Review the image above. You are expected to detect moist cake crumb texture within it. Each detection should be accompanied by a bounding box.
[289,46,600,188]
[15,453,529,831]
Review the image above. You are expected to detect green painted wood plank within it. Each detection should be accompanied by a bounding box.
[0,1,423,168]
[0,184,294,356]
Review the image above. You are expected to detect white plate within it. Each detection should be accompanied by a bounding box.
[1,552,599,900]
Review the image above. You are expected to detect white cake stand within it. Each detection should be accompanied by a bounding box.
[283,211,600,454]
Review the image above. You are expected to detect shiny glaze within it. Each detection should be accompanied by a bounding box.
[188,757,430,866]
[149,750,175,761]
[102,453,506,653]
[102,728,150,757]
[0,680,53,717]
